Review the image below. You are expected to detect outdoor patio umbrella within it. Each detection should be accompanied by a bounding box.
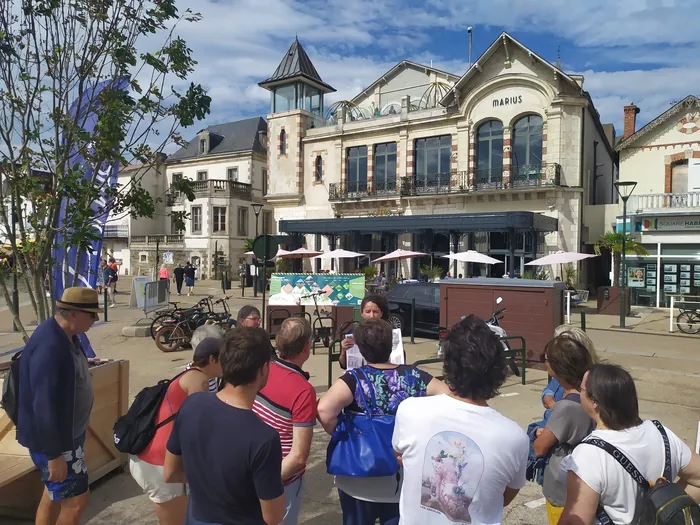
[312,249,366,259]
[371,249,426,263]
[278,247,321,259]
[443,250,501,265]
[244,248,291,258]
[525,251,597,266]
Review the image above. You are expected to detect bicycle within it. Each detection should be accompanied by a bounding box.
[676,306,700,335]
[149,296,214,339]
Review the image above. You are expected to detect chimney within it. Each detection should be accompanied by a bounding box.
[623,104,640,139]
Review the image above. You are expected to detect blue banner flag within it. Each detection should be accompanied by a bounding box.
[52,77,130,357]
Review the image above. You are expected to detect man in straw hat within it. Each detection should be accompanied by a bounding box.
[17,287,100,525]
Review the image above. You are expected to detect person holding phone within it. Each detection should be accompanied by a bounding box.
[339,295,389,369]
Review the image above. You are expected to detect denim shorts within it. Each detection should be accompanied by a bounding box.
[30,433,89,501]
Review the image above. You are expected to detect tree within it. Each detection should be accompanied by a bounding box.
[594,232,649,287]
[0,0,211,338]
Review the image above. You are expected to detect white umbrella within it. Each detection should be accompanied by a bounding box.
[372,249,426,263]
[525,251,597,266]
[443,250,501,265]
[279,247,321,259]
[312,249,366,259]
[245,249,291,258]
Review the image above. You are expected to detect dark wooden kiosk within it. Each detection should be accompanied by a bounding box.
[439,278,565,363]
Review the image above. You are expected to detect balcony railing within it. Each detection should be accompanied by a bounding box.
[629,192,700,213]
[168,179,252,205]
[328,163,561,200]
[328,179,400,201]
[103,224,129,238]
[130,234,184,246]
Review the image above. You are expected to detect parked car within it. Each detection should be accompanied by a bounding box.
[385,282,440,335]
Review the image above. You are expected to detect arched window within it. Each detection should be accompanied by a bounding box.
[279,129,287,155]
[476,120,503,187]
[314,155,323,182]
[512,115,543,182]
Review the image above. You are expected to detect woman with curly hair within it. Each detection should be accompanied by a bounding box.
[392,315,529,525]
[318,319,449,525]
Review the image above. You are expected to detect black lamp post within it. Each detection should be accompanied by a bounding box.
[251,203,263,297]
[613,180,637,329]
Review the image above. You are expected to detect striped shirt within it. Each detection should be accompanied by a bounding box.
[252,359,316,485]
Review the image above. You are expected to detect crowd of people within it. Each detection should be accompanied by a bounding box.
[13,287,700,525]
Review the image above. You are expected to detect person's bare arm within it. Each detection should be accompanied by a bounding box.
[678,452,700,501]
[179,370,209,395]
[504,487,520,507]
[559,471,601,525]
[259,495,286,525]
[542,395,556,409]
[426,377,451,396]
[281,426,313,482]
[317,380,354,434]
[163,451,187,483]
[533,427,559,457]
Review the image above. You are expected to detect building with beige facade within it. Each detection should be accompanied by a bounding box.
[262,34,616,286]
[612,96,700,307]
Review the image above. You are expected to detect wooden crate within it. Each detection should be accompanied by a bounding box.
[0,359,129,519]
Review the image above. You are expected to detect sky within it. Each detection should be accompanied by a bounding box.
[166,0,700,142]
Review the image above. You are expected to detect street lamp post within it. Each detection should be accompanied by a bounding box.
[251,203,263,297]
[614,180,637,329]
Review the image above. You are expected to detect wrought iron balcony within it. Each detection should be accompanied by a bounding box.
[629,192,700,213]
[473,168,504,190]
[130,234,184,246]
[328,179,400,201]
[168,179,252,205]
[103,224,129,238]
[510,163,561,188]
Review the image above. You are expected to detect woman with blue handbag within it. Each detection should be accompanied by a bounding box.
[318,319,450,525]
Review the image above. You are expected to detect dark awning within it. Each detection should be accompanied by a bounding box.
[279,211,558,235]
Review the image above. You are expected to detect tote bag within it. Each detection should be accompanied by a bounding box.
[326,368,400,477]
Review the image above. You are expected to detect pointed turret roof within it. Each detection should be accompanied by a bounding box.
[259,38,335,93]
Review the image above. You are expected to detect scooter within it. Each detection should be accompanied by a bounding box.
[437,297,520,377]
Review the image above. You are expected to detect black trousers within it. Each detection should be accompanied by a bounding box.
[175,278,183,294]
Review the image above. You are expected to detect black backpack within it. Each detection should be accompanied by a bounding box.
[1,351,22,425]
[113,369,190,454]
[582,420,700,525]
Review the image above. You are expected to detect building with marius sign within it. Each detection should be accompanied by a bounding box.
[614,96,700,307]
[261,33,616,285]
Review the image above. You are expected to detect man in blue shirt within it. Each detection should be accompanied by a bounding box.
[164,326,286,525]
[17,287,100,525]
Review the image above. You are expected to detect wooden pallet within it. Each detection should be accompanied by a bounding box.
[0,360,129,519]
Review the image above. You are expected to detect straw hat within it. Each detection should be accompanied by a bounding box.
[56,287,102,314]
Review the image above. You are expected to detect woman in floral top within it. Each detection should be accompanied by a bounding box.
[318,319,450,525]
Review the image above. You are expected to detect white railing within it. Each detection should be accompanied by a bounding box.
[630,192,700,212]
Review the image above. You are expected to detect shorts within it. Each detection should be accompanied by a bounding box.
[30,433,89,501]
[130,456,187,504]
[185,277,195,287]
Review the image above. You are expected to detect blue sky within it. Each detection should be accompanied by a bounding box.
[169,0,700,141]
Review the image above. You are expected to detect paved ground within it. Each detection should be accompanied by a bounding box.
[2,277,699,524]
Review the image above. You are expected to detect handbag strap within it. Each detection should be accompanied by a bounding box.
[348,368,377,417]
[651,420,672,480]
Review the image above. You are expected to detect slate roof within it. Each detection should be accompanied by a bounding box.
[259,38,335,93]
[167,117,267,162]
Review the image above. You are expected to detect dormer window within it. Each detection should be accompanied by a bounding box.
[199,138,207,154]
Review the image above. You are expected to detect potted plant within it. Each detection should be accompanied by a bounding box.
[361,265,377,281]
[420,264,444,282]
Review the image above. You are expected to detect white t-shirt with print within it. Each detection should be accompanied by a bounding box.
[564,420,692,525]
[392,395,529,525]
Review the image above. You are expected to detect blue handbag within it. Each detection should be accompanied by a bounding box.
[326,368,400,477]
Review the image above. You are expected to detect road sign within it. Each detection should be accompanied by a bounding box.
[253,235,279,260]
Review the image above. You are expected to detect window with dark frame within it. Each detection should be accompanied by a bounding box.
[373,142,397,191]
[262,169,268,195]
[227,167,239,181]
[280,129,287,155]
[346,146,368,192]
[191,206,202,234]
[199,138,207,154]
[237,207,248,237]
[512,115,543,180]
[476,121,504,185]
[213,206,227,233]
[414,136,451,188]
[263,210,272,235]
[314,155,323,182]
[196,170,208,181]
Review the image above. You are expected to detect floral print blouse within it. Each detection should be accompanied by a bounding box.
[340,365,433,415]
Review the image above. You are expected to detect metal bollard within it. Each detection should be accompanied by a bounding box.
[580,310,586,332]
[410,298,415,344]
[103,288,108,322]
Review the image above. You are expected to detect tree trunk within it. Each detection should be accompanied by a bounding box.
[0,276,28,341]
[612,252,621,288]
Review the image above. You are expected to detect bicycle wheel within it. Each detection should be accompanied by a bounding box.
[676,312,700,334]
[150,312,177,339]
[154,325,186,352]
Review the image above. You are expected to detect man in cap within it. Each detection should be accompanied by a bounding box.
[17,287,100,525]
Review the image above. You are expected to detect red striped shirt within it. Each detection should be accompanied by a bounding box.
[252,359,316,485]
